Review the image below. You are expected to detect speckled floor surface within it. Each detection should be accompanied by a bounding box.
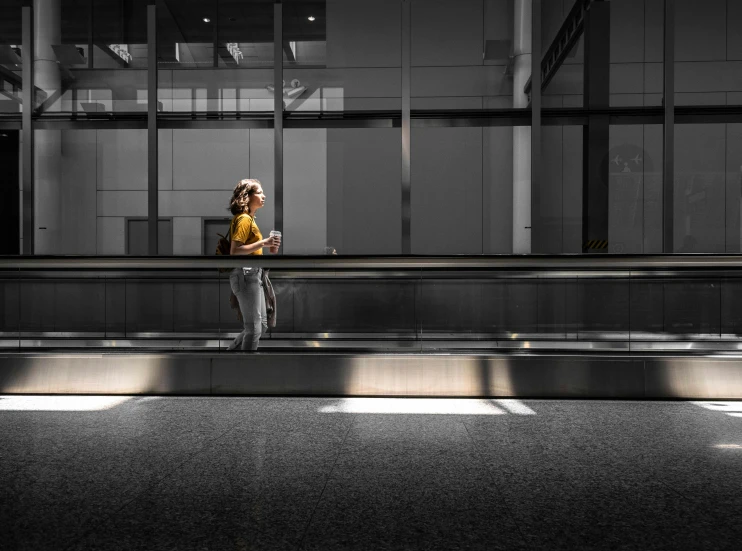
[1,396,741,550]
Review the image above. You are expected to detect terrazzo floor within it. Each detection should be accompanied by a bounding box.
[2,396,742,550]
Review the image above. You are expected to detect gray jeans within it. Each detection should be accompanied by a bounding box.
[229,267,267,351]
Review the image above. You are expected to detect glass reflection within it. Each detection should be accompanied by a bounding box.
[0,0,23,114]
[157,0,273,113]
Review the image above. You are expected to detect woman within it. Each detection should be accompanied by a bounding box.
[227,179,281,351]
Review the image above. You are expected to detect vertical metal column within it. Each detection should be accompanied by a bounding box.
[512,0,532,255]
[147,4,158,255]
[401,0,411,254]
[530,0,541,254]
[22,6,33,255]
[663,0,675,253]
[34,0,62,255]
[213,2,219,68]
[274,2,284,249]
[87,0,93,69]
[581,0,610,253]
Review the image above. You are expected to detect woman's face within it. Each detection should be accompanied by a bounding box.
[248,186,266,211]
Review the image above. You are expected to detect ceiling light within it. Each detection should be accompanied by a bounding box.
[308,16,315,21]
[203,17,211,23]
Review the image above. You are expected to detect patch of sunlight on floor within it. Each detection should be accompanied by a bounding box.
[494,399,537,415]
[693,401,742,418]
[0,395,131,411]
[319,398,536,415]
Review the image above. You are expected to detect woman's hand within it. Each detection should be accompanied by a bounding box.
[265,235,281,253]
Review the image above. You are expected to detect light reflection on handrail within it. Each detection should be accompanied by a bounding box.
[3,254,742,271]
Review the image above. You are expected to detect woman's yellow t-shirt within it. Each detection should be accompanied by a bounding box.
[230,213,263,256]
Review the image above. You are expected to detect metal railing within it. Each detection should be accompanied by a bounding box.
[2,255,742,352]
[4,253,742,271]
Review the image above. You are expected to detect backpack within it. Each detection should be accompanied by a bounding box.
[215,233,230,257]
[215,214,250,267]
[216,216,235,273]
[216,230,231,274]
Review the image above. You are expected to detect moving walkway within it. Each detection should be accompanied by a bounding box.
[2,255,742,398]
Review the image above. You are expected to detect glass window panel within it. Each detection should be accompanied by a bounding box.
[608,124,663,253]
[218,0,274,68]
[0,131,20,254]
[93,0,148,68]
[283,0,401,113]
[284,128,401,255]
[0,0,23,114]
[674,124,727,253]
[76,1,150,114]
[727,125,742,253]
[411,126,518,254]
[533,125,583,253]
[411,0,521,111]
[34,128,148,255]
[29,1,149,115]
[534,123,664,255]
[33,0,89,113]
[540,1,583,108]
[0,0,20,256]
[674,0,741,107]
[159,128,274,256]
[609,0,664,107]
[283,0,326,66]
[542,0,666,109]
[158,0,273,113]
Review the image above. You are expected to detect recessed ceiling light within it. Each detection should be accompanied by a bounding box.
[308,16,315,21]
[203,17,211,23]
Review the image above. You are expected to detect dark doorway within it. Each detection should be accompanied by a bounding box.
[0,130,20,254]
[126,218,173,255]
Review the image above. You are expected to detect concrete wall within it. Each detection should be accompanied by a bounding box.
[284,129,327,254]
[49,124,518,256]
[45,128,274,255]
[326,128,402,254]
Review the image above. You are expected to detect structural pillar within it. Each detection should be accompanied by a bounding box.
[663,0,675,252]
[147,4,158,255]
[581,0,610,253]
[512,0,532,254]
[274,2,284,252]
[33,0,62,254]
[22,6,34,254]
[530,0,541,253]
[401,0,411,255]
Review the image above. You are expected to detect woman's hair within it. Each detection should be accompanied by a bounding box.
[228,178,262,215]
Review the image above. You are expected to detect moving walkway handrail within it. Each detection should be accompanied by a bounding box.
[3,254,742,271]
